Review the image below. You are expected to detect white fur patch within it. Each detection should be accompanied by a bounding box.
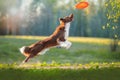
[19,46,49,55]
[38,48,49,55]
[58,22,72,49]
[65,22,70,39]
[19,46,25,54]
[59,40,72,49]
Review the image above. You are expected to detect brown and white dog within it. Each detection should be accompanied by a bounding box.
[19,14,73,63]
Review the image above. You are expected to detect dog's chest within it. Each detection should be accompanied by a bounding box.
[65,22,70,39]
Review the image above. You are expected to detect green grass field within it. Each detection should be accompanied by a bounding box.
[0,67,120,80]
[0,36,120,80]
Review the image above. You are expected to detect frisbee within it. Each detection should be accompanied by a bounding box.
[75,2,89,9]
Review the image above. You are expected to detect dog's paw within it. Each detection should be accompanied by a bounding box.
[66,41,72,49]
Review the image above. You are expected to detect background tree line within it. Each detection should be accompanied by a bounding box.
[0,0,119,39]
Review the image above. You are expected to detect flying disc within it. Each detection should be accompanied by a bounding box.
[75,2,89,9]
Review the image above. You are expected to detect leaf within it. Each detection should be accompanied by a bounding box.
[102,26,105,30]
[107,23,110,27]
[112,26,115,30]
[114,34,118,38]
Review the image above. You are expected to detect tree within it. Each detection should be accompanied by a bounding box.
[104,0,120,51]
[0,0,21,35]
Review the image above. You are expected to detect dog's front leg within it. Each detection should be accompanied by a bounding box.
[66,41,72,49]
[59,40,72,49]
[22,54,34,63]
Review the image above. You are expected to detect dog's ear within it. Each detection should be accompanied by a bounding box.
[69,14,73,18]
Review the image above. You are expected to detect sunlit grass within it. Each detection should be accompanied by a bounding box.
[0,64,120,80]
[2,35,120,45]
[69,37,115,45]
[0,62,120,69]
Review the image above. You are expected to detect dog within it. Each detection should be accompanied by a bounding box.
[19,14,73,63]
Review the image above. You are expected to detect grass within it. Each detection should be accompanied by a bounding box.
[0,62,120,80]
[0,35,120,80]
[0,35,120,63]
[0,65,120,80]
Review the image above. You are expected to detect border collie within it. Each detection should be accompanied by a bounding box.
[19,14,73,63]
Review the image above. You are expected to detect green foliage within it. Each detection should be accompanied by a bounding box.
[105,0,120,39]
[104,0,120,51]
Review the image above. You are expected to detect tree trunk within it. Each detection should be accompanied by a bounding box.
[110,39,119,52]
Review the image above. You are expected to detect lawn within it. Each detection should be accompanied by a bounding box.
[0,35,120,63]
[0,67,120,80]
[0,35,120,80]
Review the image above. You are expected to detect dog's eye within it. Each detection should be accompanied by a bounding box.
[59,18,64,21]
[60,27,65,30]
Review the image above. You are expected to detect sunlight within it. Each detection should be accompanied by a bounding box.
[4,35,120,45]
[36,6,41,16]
[9,8,18,16]
[20,0,33,11]
[56,0,70,7]
[36,3,45,16]
[6,0,44,29]
[65,0,70,4]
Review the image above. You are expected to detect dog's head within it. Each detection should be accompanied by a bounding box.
[59,14,74,24]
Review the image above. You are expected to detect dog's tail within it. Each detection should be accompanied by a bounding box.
[19,46,31,57]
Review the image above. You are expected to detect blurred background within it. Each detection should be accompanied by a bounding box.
[0,0,120,63]
[0,0,119,37]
